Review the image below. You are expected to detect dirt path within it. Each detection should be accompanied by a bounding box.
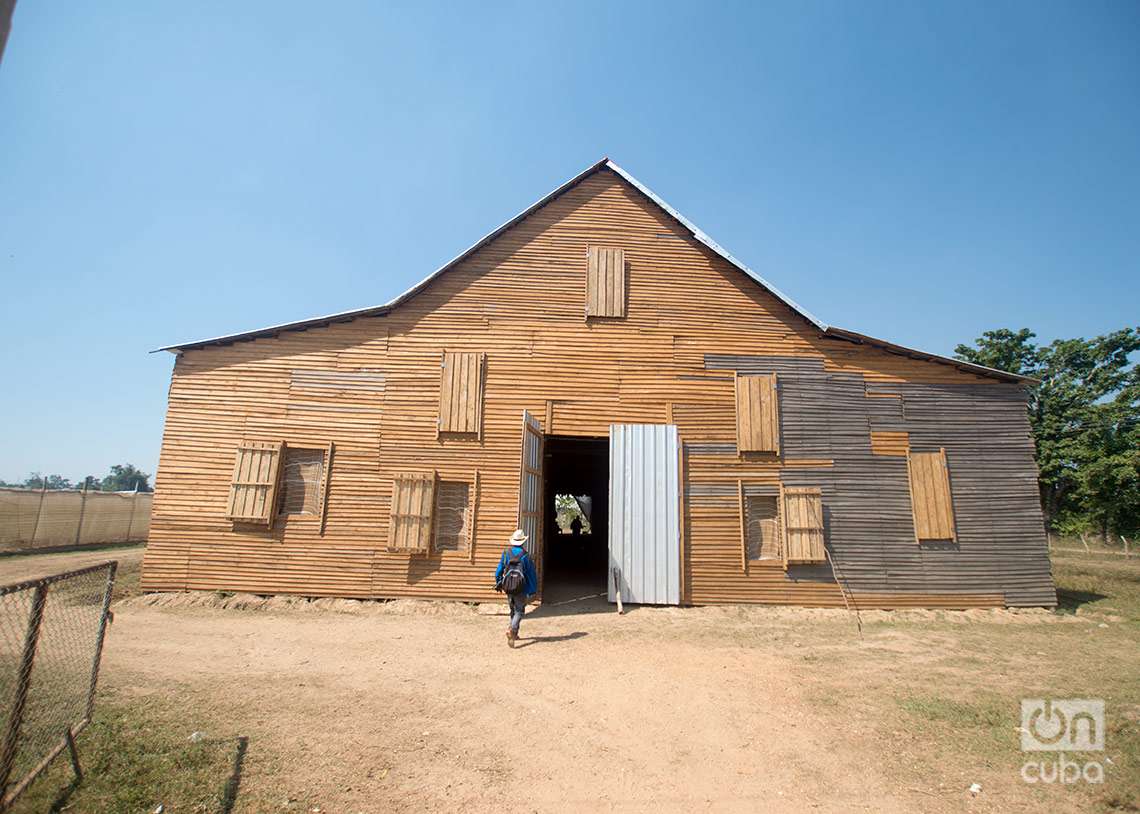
[9,547,1131,812]
[100,596,1075,814]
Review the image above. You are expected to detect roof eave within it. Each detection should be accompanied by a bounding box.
[151,305,394,353]
[154,157,615,354]
[822,326,1038,384]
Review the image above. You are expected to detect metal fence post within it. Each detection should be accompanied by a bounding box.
[124,489,137,543]
[73,482,89,547]
[0,583,48,795]
[28,482,47,548]
[85,562,117,721]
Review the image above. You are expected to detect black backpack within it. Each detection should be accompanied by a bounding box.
[501,549,526,595]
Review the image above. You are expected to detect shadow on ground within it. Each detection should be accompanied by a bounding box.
[1055,588,1108,614]
[514,631,588,648]
[529,577,643,618]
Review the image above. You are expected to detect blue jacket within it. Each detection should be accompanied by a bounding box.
[495,544,538,596]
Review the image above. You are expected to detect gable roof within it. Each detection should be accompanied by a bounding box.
[154,158,1032,384]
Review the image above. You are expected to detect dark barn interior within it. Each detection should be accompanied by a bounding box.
[542,436,609,602]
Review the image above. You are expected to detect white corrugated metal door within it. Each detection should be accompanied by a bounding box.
[608,424,680,605]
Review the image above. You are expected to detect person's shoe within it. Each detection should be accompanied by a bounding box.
[506,629,515,647]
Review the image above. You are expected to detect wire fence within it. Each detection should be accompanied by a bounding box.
[0,488,151,553]
[0,562,116,811]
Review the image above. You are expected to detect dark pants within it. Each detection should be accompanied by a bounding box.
[508,594,527,635]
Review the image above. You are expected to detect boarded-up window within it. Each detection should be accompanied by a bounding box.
[908,449,956,541]
[782,486,826,564]
[388,472,436,553]
[439,351,484,435]
[278,447,327,516]
[226,441,283,524]
[433,481,471,552]
[736,373,780,454]
[745,494,781,560]
[586,246,626,317]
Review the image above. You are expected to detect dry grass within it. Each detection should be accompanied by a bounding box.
[9,687,244,814]
[0,543,144,601]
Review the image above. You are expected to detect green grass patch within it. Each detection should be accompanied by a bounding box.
[9,691,243,814]
[895,692,1012,762]
[1052,553,1140,622]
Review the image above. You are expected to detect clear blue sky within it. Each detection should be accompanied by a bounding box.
[1,1,1137,484]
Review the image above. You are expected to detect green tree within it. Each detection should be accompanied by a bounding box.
[554,493,591,534]
[22,473,74,490]
[955,327,1140,541]
[99,464,152,492]
[954,328,1041,377]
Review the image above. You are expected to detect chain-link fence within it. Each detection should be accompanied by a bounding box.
[0,562,116,811]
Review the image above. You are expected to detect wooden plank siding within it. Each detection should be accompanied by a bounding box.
[142,167,1054,607]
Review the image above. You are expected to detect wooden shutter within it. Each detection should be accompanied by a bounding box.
[907,448,956,541]
[735,373,780,454]
[387,472,436,553]
[226,441,284,524]
[586,246,626,317]
[438,351,484,435]
[781,486,826,564]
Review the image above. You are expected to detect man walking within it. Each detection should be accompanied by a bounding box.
[495,529,538,647]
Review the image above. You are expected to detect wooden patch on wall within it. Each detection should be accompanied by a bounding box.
[870,431,910,457]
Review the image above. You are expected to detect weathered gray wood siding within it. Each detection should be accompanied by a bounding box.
[705,355,1055,607]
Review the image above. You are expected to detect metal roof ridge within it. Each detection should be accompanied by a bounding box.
[601,159,829,332]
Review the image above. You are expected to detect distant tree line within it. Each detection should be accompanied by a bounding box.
[0,463,152,493]
[955,327,1139,542]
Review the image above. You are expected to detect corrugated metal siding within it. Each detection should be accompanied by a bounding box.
[609,424,681,605]
[705,355,1055,607]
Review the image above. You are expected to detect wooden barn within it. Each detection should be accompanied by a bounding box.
[141,159,1056,609]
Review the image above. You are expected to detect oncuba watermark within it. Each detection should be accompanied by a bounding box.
[1020,699,1104,784]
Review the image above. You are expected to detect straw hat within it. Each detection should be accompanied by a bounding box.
[509,529,528,544]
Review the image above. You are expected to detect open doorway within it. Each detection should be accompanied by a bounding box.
[542,436,608,605]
